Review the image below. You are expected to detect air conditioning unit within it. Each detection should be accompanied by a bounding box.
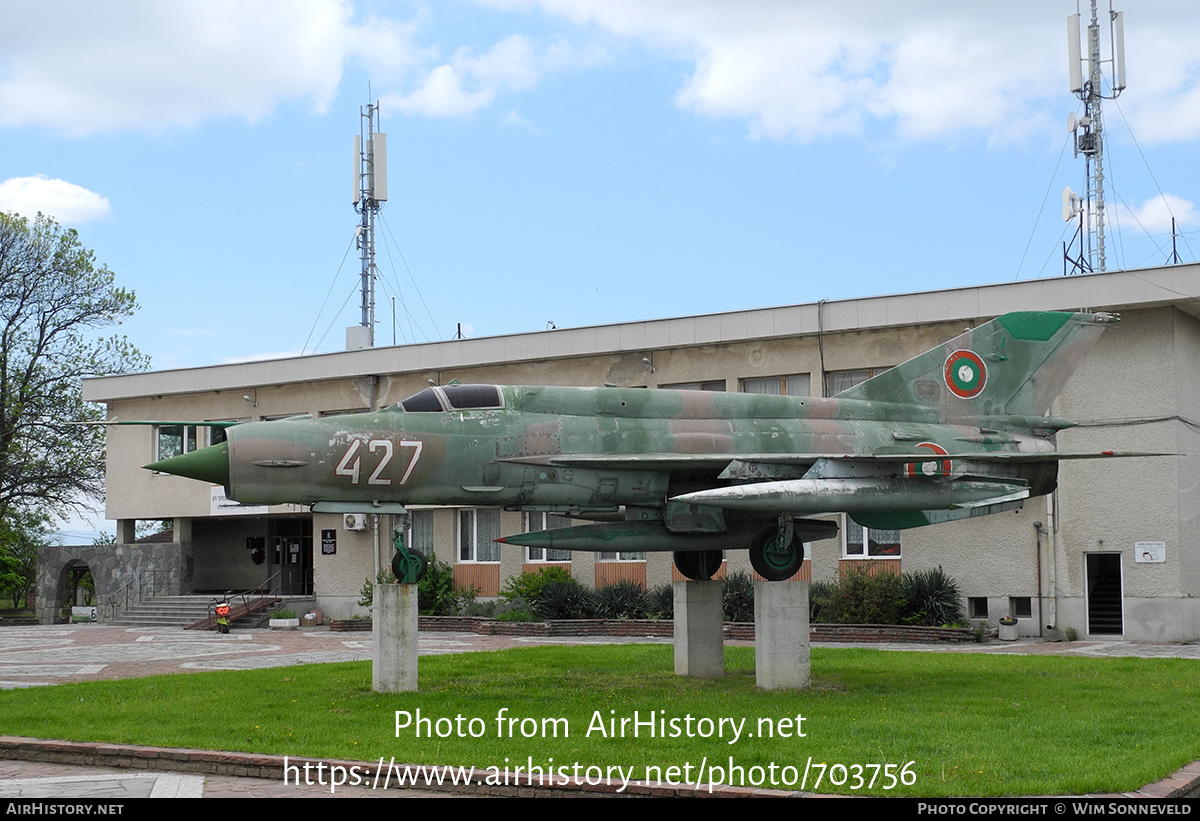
[343,513,369,531]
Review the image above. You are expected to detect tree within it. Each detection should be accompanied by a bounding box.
[0,212,148,522]
[0,510,53,609]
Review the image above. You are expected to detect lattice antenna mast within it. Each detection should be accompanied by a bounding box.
[350,101,387,349]
[1064,0,1126,274]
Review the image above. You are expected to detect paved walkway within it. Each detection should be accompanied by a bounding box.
[1,624,1198,798]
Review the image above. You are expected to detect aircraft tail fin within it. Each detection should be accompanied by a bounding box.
[836,311,1114,427]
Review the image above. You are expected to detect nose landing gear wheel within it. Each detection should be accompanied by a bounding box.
[391,548,428,583]
[673,549,723,581]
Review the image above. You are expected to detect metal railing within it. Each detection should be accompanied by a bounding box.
[98,568,182,622]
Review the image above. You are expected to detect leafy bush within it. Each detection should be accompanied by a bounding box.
[360,554,473,616]
[501,566,578,604]
[463,599,498,617]
[722,571,755,623]
[901,567,965,626]
[495,609,537,622]
[593,580,649,619]
[646,584,673,620]
[419,553,472,616]
[808,567,966,627]
[809,580,839,623]
[357,568,396,609]
[534,582,596,620]
[835,567,907,625]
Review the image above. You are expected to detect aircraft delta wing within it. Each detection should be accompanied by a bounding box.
[145,310,1151,581]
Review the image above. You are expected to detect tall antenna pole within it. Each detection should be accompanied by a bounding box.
[1065,0,1125,274]
[350,101,387,349]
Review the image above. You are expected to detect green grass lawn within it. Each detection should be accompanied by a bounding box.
[2,645,1196,796]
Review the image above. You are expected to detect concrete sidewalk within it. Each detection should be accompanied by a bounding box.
[2,624,1198,798]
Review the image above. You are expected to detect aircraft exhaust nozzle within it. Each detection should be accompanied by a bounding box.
[144,442,231,487]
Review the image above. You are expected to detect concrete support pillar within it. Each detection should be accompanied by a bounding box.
[754,580,810,690]
[673,580,724,678]
[116,519,136,544]
[372,583,418,692]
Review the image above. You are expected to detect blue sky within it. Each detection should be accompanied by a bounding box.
[4,1,1197,538]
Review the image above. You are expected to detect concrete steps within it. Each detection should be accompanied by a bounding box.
[111,595,223,628]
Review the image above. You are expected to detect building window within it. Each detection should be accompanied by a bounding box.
[208,421,241,447]
[408,510,434,556]
[459,509,500,563]
[968,597,989,619]
[659,380,726,391]
[156,425,198,460]
[524,512,571,562]
[1009,597,1032,619]
[843,518,901,558]
[598,550,646,561]
[826,368,883,396]
[741,374,810,396]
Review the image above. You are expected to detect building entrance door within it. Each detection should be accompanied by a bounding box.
[1085,553,1123,635]
[269,518,313,595]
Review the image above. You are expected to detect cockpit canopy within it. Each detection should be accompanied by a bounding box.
[399,384,503,412]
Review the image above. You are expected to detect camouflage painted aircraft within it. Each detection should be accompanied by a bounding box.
[146,311,1137,582]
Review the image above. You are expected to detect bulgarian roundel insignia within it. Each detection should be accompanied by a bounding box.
[907,442,951,478]
[944,350,987,398]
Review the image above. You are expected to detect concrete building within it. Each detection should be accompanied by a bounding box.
[72,264,1200,640]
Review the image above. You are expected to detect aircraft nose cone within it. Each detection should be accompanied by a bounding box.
[145,442,230,486]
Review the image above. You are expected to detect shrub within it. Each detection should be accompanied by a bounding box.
[646,584,673,620]
[593,580,649,619]
[501,566,578,604]
[901,567,965,626]
[419,553,472,616]
[722,571,755,623]
[357,568,396,610]
[836,567,907,625]
[495,609,537,622]
[463,599,498,617]
[809,580,839,623]
[534,582,596,620]
[358,557,472,616]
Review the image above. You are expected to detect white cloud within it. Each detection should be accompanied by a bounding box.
[483,0,1200,144]
[0,0,418,134]
[502,110,539,130]
[3,0,1198,145]
[1115,194,1197,235]
[384,34,590,118]
[0,176,111,223]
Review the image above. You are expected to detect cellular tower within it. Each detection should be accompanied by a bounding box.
[1062,0,1126,275]
[350,101,387,349]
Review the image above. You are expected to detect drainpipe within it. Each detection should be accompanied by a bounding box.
[1045,491,1058,634]
[372,515,381,579]
[1034,521,1045,637]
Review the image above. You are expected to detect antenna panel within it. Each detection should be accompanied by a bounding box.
[352,135,362,205]
[1113,12,1126,91]
[371,133,388,202]
[1067,13,1083,93]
